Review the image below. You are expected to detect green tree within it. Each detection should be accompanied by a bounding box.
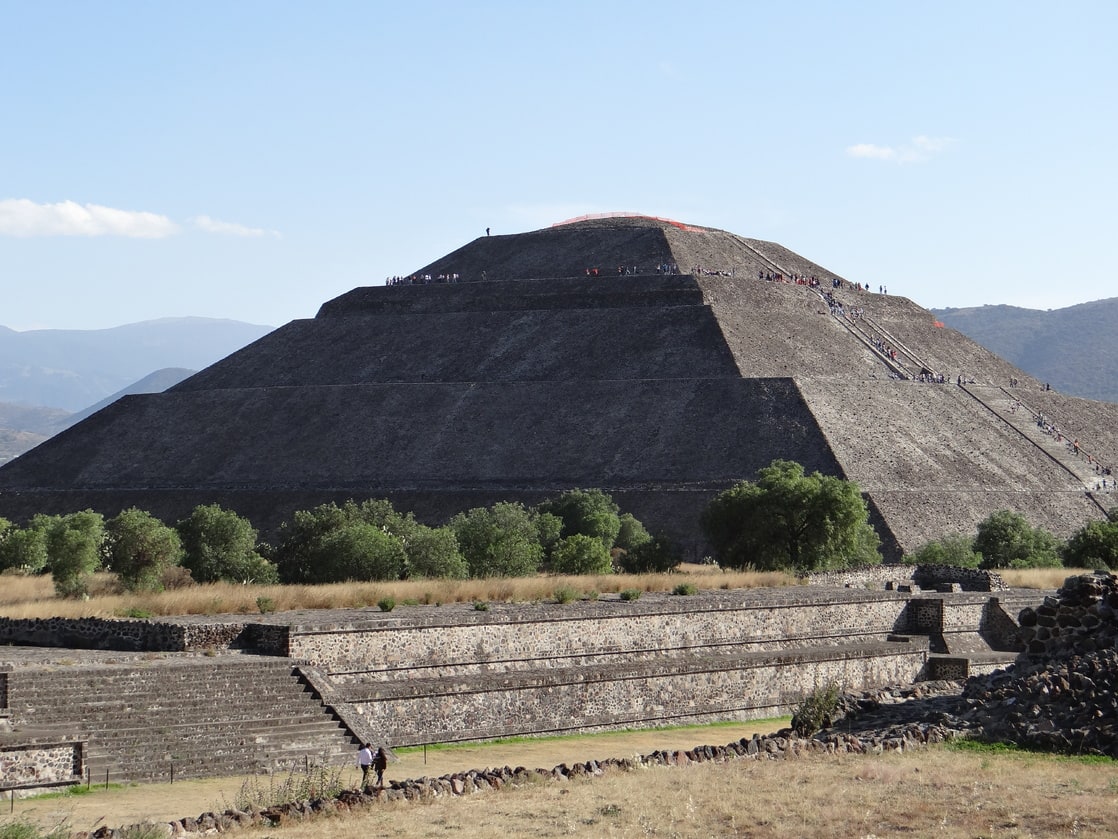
[449,502,544,578]
[34,511,105,597]
[105,508,184,592]
[549,534,613,575]
[0,522,49,574]
[906,534,982,568]
[1061,509,1118,570]
[315,522,407,582]
[701,460,880,573]
[537,489,622,550]
[176,504,277,584]
[534,511,563,558]
[273,502,352,583]
[616,534,682,574]
[378,511,468,580]
[973,509,1061,569]
[615,513,652,553]
[273,499,463,583]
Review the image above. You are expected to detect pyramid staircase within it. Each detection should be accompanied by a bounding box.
[7,657,360,783]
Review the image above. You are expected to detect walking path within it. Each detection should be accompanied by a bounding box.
[3,720,785,833]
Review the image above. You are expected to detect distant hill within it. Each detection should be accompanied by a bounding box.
[0,317,273,411]
[59,367,197,430]
[933,298,1118,403]
[0,318,273,465]
[0,402,70,465]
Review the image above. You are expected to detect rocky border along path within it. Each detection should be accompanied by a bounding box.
[74,572,1118,837]
[74,681,977,839]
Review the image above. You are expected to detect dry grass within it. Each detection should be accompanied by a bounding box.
[0,721,780,832]
[9,740,1116,838]
[999,566,1092,590]
[0,566,797,620]
[0,565,1071,620]
[242,746,1118,839]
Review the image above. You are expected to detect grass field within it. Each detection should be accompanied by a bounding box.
[0,567,798,619]
[5,733,1117,838]
[0,566,1075,622]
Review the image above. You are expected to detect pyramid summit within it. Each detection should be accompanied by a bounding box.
[1,215,1115,558]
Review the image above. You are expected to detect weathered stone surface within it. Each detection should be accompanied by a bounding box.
[1,216,1114,558]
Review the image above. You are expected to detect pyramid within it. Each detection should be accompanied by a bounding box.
[2,215,1115,559]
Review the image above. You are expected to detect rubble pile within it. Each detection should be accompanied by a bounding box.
[960,571,1118,756]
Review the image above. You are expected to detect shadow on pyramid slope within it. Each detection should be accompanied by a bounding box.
[0,215,1115,558]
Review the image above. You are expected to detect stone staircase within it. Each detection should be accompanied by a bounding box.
[896,591,1037,680]
[961,384,1109,499]
[6,657,358,782]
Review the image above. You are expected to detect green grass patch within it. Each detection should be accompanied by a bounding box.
[946,737,1116,764]
[22,782,130,801]
[392,717,790,755]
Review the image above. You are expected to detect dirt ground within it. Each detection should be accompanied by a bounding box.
[3,721,783,834]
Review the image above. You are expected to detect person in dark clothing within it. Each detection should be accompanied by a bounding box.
[374,746,388,787]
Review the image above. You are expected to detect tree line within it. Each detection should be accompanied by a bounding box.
[0,489,680,597]
[1,459,1115,598]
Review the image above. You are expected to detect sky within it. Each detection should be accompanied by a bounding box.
[2,1,1115,331]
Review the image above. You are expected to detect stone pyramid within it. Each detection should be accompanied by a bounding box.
[2,215,1115,559]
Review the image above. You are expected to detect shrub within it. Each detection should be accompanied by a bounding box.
[616,535,682,574]
[615,513,652,552]
[316,522,407,582]
[473,600,489,611]
[906,534,982,568]
[974,510,1061,569]
[549,534,613,575]
[176,504,275,584]
[672,582,698,596]
[159,564,195,590]
[537,489,622,550]
[619,588,641,601]
[791,681,842,736]
[702,460,880,572]
[105,508,184,592]
[0,525,49,575]
[256,596,276,614]
[0,820,72,839]
[378,596,396,612]
[554,586,579,604]
[35,511,105,598]
[399,524,467,580]
[235,763,346,811]
[117,607,154,619]
[272,500,409,583]
[450,502,545,578]
[1062,512,1118,570]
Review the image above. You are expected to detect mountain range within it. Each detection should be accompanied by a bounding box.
[0,318,273,463]
[931,297,1118,403]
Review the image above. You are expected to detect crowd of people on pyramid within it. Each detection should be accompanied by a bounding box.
[1031,413,1113,490]
[385,273,462,285]
[583,263,682,276]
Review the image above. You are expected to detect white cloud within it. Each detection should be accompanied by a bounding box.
[846,136,957,164]
[0,199,178,238]
[847,143,898,161]
[191,215,280,239]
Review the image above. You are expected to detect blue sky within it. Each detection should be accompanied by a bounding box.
[2,1,1115,331]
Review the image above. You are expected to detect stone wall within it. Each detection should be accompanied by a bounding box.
[0,585,1036,779]
[348,641,928,746]
[285,589,913,672]
[0,616,249,653]
[0,738,82,796]
[803,564,1009,592]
